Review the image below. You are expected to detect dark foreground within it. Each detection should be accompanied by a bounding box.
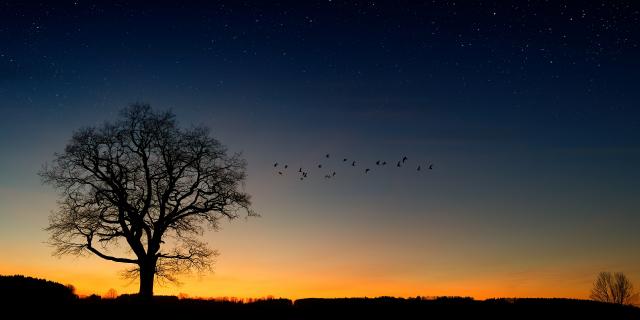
[2,275,639,319]
[4,296,640,320]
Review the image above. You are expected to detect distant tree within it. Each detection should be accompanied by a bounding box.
[590,272,637,305]
[66,284,76,295]
[40,104,255,298]
[104,288,118,299]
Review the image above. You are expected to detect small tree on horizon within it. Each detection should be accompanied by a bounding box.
[40,103,255,298]
[590,271,637,305]
[104,288,118,299]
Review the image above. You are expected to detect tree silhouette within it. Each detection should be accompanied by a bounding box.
[590,272,636,305]
[104,288,118,299]
[40,104,255,298]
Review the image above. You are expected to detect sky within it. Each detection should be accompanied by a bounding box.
[0,1,639,299]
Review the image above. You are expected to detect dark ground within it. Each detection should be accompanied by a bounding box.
[2,275,639,319]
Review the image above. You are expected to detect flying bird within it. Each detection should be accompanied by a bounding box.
[429,164,433,170]
[376,160,380,165]
[382,161,387,165]
[352,161,356,166]
[417,165,421,171]
[397,161,401,167]
[402,156,408,163]
[343,158,348,162]
[284,165,288,169]
[332,171,336,176]
[278,171,283,175]
[318,164,322,168]
[365,168,370,173]
[299,167,302,172]
[274,162,278,167]
[326,153,330,158]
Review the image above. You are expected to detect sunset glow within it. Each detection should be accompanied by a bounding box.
[1,1,639,303]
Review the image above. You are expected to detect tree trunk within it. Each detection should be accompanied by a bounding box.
[138,260,156,299]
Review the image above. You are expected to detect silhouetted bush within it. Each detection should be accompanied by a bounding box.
[0,275,77,303]
[85,294,102,301]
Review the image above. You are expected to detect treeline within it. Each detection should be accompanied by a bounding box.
[0,275,76,302]
[28,295,640,319]
[1,275,639,319]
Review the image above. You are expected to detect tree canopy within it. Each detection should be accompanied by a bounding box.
[41,104,255,297]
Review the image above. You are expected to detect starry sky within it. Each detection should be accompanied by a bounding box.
[0,1,639,299]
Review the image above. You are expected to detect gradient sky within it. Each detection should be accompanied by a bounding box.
[1,1,639,299]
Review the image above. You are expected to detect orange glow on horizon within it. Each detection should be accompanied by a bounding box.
[0,256,597,300]
[1,187,636,302]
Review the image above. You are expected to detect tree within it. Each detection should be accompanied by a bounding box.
[40,104,255,298]
[104,288,118,299]
[590,271,636,305]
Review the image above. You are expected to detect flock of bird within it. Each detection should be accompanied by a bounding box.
[273,153,434,181]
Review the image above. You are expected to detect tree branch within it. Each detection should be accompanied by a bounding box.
[86,236,138,264]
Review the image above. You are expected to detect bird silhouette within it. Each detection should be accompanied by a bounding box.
[273,154,432,181]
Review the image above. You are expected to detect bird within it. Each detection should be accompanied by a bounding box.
[332,171,336,176]
[365,168,370,173]
[352,161,356,166]
[274,162,278,167]
[278,171,283,175]
[397,161,401,167]
[299,167,302,172]
[318,164,322,168]
[284,165,288,169]
[382,161,387,165]
[343,158,348,162]
[417,165,421,171]
[326,153,330,158]
[402,156,408,163]
[376,160,380,165]
[300,177,304,180]
[429,164,433,170]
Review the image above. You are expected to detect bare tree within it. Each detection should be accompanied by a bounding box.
[590,271,636,305]
[40,104,255,298]
[104,288,118,299]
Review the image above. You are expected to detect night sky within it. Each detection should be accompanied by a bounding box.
[1,1,639,299]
